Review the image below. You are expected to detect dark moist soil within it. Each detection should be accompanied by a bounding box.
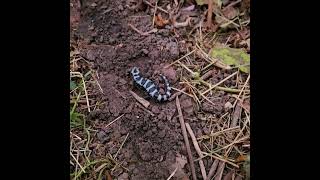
[71,0,245,179]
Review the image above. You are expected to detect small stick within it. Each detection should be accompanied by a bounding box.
[169,87,186,101]
[166,167,178,180]
[214,161,225,180]
[166,49,196,68]
[206,0,214,27]
[186,123,207,180]
[70,72,91,112]
[202,152,239,168]
[233,75,250,107]
[169,70,213,101]
[215,86,250,93]
[222,170,234,180]
[225,0,242,9]
[151,1,158,27]
[128,23,158,36]
[70,152,86,173]
[173,17,192,28]
[231,102,242,128]
[201,70,214,80]
[197,126,240,140]
[196,44,231,70]
[171,87,193,99]
[105,114,124,129]
[114,133,129,159]
[143,0,168,14]
[211,135,249,154]
[206,159,219,180]
[135,102,155,116]
[175,97,197,180]
[129,90,150,108]
[202,71,238,95]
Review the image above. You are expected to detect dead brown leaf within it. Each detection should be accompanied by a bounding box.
[235,154,247,162]
[155,14,169,28]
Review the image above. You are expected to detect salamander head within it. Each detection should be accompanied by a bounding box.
[131,67,140,76]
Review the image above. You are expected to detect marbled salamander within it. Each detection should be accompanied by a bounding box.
[131,67,172,102]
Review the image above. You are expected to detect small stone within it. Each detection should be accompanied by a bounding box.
[120,128,128,135]
[203,127,210,134]
[128,164,135,171]
[152,128,157,133]
[224,101,233,110]
[151,106,160,114]
[133,168,139,174]
[158,130,166,138]
[109,37,115,43]
[97,130,106,142]
[141,49,149,54]
[87,50,96,61]
[118,5,124,11]
[157,121,165,129]
[99,36,104,42]
[88,26,95,31]
[118,173,129,180]
[91,2,97,7]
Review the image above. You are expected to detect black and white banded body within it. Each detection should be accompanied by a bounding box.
[131,67,172,102]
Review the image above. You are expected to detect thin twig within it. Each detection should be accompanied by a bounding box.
[231,102,242,128]
[214,161,225,180]
[202,71,238,95]
[213,135,249,153]
[225,118,250,156]
[173,17,192,28]
[105,114,124,129]
[129,90,150,108]
[152,1,158,28]
[114,133,129,159]
[201,152,239,168]
[206,159,219,180]
[169,70,214,101]
[166,49,196,68]
[215,86,250,93]
[233,75,250,107]
[206,0,213,27]
[128,23,158,36]
[176,97,197,180]
[143,0,168,14]
[186,123,207,180]
[182,79,201,105]
[171,87,193,99]
[166,167,178,180]
[197,126,240,140]
[70,152,86,173]
[71,72,91,112]
[169,87,187,101]
[201,70,214,80]
[225,0,242,9]
[135,102,155,116]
